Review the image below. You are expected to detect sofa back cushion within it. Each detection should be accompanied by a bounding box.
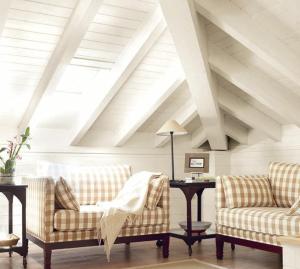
[55,177,80,210]
[37,162,132,205]
[269,162,300,207]
[145,176,165,210]
[222,175,275,208]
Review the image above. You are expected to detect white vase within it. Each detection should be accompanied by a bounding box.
[0,174,15,184]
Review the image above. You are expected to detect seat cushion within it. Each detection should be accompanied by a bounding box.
[54,205,166,231]
[269,162,300,207]
[217,207,300,236]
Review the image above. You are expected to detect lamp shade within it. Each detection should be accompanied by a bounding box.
[156,120,188,136]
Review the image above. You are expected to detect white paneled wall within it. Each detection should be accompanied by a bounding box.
[231,125,300,175]
[0,140,230,237]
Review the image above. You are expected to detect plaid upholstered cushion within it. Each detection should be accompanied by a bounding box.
[217,207,300,236]
[269,162,300,207]
[146,176,165,210]
[54,205,166,231]
[55,177,80,211]
[222,175,275,208]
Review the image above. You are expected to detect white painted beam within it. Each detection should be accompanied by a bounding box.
[224,115,248,145]
[0,1,12,37]
[209,45,300,127]
[191,127,207,149]
[18,0,103,131]
[195,0,300,93]
[69,8,166,145]
[155,100,197,147]
[218,86,281,141]
[114,66,185,147]
[159,0,227,150]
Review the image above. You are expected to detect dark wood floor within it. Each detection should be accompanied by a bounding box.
[0,239,282,269]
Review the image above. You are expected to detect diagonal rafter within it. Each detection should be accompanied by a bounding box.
[114,66,185,146]
[69,8,167,145]
[18,0,103,131]
[159,0,227,150]
[195,0,300,94]
[209,45,300,127]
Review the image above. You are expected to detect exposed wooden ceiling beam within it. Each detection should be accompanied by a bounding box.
[218,86,281,141]
[155,100,197,147]
[195,0,300,94]
[224,115,248,145]
[114,66,185,147]
[209,45,300,127]
[159,0,227,150]
[0,1,12,37]
[18,0,103,131]
[69,8,166,145]
[191,127,207,149]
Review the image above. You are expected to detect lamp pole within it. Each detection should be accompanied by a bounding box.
[170,131,174,181]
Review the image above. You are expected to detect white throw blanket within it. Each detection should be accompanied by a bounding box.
[96,171,161,260]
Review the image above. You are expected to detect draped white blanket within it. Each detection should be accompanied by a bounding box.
[96,171,161,260]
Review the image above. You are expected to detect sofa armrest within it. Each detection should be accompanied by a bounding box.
[22,177,55,242]
[157,175,170,223]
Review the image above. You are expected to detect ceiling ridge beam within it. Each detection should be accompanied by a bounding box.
[114,66,185,147]
[18,0,103,131]
[218,86,281,141]
[155,100,197,147]
[0,1,12,37]
[159,0,227,150]
[209,44,300,127]
[69,8,167,145]
[195,0,300,94]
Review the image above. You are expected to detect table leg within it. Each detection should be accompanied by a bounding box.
[22,191,28,266]
[8,193,13,257]
[196,190,204,243]
[184,190,193,256]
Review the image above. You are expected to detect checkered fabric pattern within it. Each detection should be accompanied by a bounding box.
[66,165,132,205]
[222,175,275,208]
[269,162,300,207]
[24,168,170,243]
[287,196,300,215]
[216,225,279,246]
[55,177,80,210]
[22,177,55,242]
[54,206,166,231]
[146,176,165,210]
[217,207,300,236]
[216,176,227,209]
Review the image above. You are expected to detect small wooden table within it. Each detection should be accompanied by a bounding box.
[0,184,28,267]
[169,180,216,255]
[278,236,300,269]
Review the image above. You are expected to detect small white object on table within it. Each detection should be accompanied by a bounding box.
[278,236,300,269]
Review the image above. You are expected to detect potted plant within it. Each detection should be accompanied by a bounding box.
[0,127,31,184]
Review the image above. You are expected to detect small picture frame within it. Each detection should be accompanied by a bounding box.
[184,153,209,173]
[189,157,204,168]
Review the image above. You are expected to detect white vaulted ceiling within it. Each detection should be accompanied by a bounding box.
[1,0,300,150]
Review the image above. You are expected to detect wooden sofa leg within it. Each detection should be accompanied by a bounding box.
[44,246,52,269]
[162,235,170,258]
[216,235,224,260]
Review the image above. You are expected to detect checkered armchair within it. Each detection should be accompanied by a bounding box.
[23,165,170,269]
[215,162,300,259]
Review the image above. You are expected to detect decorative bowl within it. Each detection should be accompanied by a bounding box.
[178,221,211,233]
[0,174,15,185]
[0,234,19,247]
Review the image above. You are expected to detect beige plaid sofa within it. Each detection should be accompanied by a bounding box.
[216,162,300,259]
[23,165,170,269]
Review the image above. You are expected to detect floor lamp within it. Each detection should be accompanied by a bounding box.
[156,120,187,181]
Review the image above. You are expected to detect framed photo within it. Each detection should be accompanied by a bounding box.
[189,157,204,168]
[184,153,209,173]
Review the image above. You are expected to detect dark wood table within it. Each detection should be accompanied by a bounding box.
[169,180,216,256]
[0,184,28,267]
